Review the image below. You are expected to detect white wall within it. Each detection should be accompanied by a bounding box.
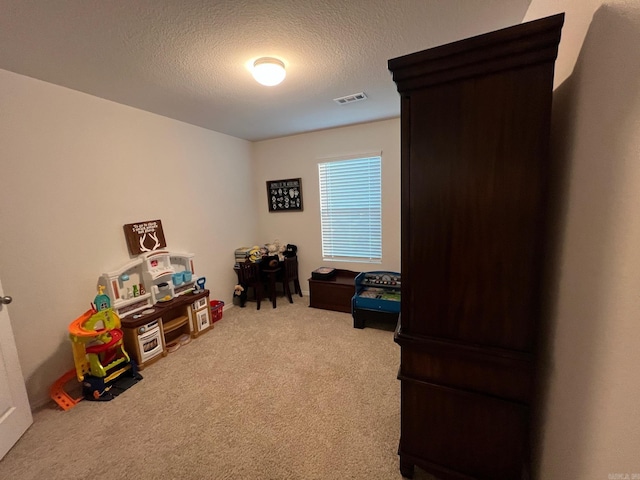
[525,0,605,88]
[525,0,640,477]
[0,69,256,408]
[251,119,401,288]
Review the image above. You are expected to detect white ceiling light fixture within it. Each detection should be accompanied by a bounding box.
[252,57,286,86]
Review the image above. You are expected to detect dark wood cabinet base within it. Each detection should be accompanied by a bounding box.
[399,456,415,479]
[308,269,358,313]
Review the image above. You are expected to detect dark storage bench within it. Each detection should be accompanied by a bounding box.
[308,269,359,313]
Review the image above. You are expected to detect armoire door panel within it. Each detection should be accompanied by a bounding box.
[404,65,554,351]
[400,380,529,480]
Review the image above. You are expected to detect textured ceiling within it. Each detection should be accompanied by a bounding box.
[0,1,533,141]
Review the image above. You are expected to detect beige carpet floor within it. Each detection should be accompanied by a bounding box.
[0,296,435,480]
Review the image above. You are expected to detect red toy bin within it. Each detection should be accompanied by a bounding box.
[210,300,224,323]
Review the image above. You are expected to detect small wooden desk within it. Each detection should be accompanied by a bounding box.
[233,263,282,309]
[308,269,359,313]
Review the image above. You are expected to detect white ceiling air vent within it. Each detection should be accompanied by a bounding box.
[333,92,368,105]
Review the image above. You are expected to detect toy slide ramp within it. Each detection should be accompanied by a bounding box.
[50,366,144,410]
[50,369,83,411]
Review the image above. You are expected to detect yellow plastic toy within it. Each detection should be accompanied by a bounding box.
[50,287,141,409]
[68,305,130,383]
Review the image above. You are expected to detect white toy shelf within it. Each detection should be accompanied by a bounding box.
[100,250,196,317]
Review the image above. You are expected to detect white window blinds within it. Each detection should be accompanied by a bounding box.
[318,156,382,263]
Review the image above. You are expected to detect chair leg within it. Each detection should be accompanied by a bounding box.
[284,281,293,303]
[294,279,303,297]
[255,284,262,310]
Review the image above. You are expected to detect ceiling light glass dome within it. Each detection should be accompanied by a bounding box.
[252,57,286,86]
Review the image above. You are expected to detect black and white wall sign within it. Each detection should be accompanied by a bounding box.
[266,178,303,212]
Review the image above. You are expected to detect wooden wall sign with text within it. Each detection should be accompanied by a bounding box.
[266,178,303,212]
[123,220,167,255]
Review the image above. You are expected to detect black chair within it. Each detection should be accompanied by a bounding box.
[279,256,303,303]
[237,261,264,310]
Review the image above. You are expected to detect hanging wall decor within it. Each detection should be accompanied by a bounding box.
[123,219,167,255]
[266,178,303,212]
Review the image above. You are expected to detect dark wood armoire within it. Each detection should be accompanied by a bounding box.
[388,14,564,480]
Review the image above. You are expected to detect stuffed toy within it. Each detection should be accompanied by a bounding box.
[284,244,298,258]
[248,246,262,263]
[234,284,247,307]
[277,243,287,261]
[264,239,289,262]
[262,241,282,267]
[265,242,279,258]
[261,256,279,268]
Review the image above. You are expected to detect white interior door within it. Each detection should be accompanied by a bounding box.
[0,276,33,459]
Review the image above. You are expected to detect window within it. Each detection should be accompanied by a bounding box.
[318,155,382,263]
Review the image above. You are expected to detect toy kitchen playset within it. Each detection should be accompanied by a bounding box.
[98,221,215,369]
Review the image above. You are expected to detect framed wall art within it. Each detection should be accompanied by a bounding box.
[123,219,167,255]
[266,178,303,212]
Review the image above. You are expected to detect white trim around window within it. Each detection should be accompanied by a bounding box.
[318,154,382,263]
